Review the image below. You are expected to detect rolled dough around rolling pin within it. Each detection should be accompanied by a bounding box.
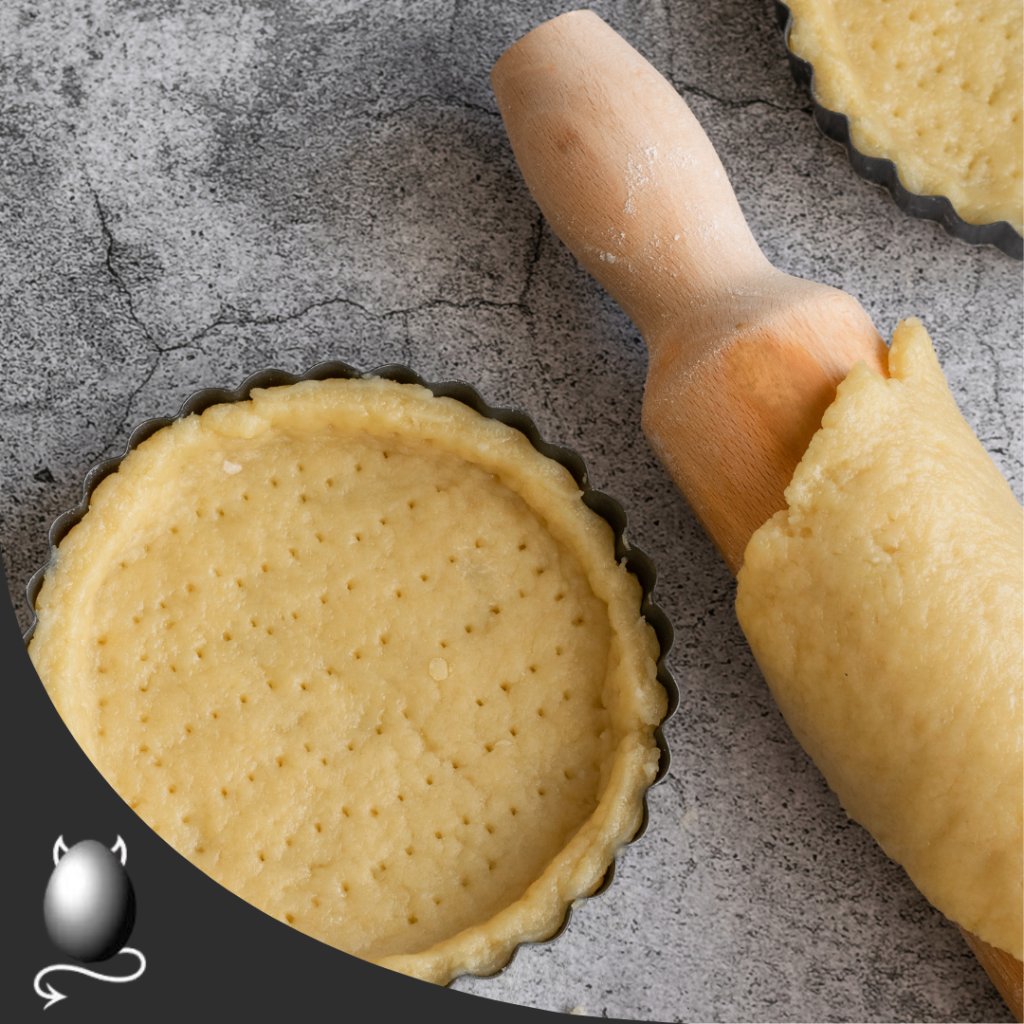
[736,318,1023,960]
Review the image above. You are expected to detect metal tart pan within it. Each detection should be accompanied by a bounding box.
[775,0,1023,260]
[23,357,679,982]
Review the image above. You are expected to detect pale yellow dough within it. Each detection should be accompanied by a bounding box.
[736,319,1023,960]
[29,377,665,984]
[785,0,1023,232]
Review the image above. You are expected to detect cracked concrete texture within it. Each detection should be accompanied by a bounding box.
[1,1,1019,1021]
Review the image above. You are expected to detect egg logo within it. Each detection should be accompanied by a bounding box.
[34,836,147,1009]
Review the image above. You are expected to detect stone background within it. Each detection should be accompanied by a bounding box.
[1,1,1019,1020]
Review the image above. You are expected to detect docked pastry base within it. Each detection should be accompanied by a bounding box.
[27,366,675,985]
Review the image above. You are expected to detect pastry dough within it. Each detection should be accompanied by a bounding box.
[30,377,666,983]
[736,319,1023,959]
[785,0,1023,232]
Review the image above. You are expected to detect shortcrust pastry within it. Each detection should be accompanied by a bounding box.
[29,377,666,984]
[785,0,1023,232]
[736,320,1023,960]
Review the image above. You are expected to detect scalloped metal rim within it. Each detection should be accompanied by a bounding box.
[22,358,680,983]
[775,0,1023,260]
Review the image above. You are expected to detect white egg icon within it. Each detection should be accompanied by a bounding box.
[43,839,136,962]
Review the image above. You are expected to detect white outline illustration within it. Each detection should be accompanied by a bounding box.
[34,949,147,1010]
[36,836,147,1010]
[51,834,127,867]
[51,836,68,865]
[110,836,128,866]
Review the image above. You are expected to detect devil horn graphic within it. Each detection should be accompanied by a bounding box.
[52,836,69,866]
[110,835,127,866]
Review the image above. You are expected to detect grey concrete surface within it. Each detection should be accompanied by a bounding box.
[1,1,1019,1020]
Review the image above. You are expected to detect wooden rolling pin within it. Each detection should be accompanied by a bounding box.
[491,10,1023,1019]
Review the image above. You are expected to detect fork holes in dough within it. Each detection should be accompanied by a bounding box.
[57,393,629,970]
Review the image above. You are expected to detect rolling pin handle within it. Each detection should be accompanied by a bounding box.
[492,9,887,570]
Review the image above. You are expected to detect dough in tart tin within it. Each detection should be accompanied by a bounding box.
[29,375,667,984]
[784,0,1023,234]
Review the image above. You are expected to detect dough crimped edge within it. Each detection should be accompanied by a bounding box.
[736,318,1023,959]
[29,376,666,985]
[784,0,1024,233]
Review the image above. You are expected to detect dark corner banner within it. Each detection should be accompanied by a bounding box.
[1,555,572,1023]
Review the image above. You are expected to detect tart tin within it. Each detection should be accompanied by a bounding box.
[23,357,679,982]
[775,0,1024,260]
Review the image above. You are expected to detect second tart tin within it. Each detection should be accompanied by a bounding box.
[23,357,679,982]
[775,0,1024,260]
